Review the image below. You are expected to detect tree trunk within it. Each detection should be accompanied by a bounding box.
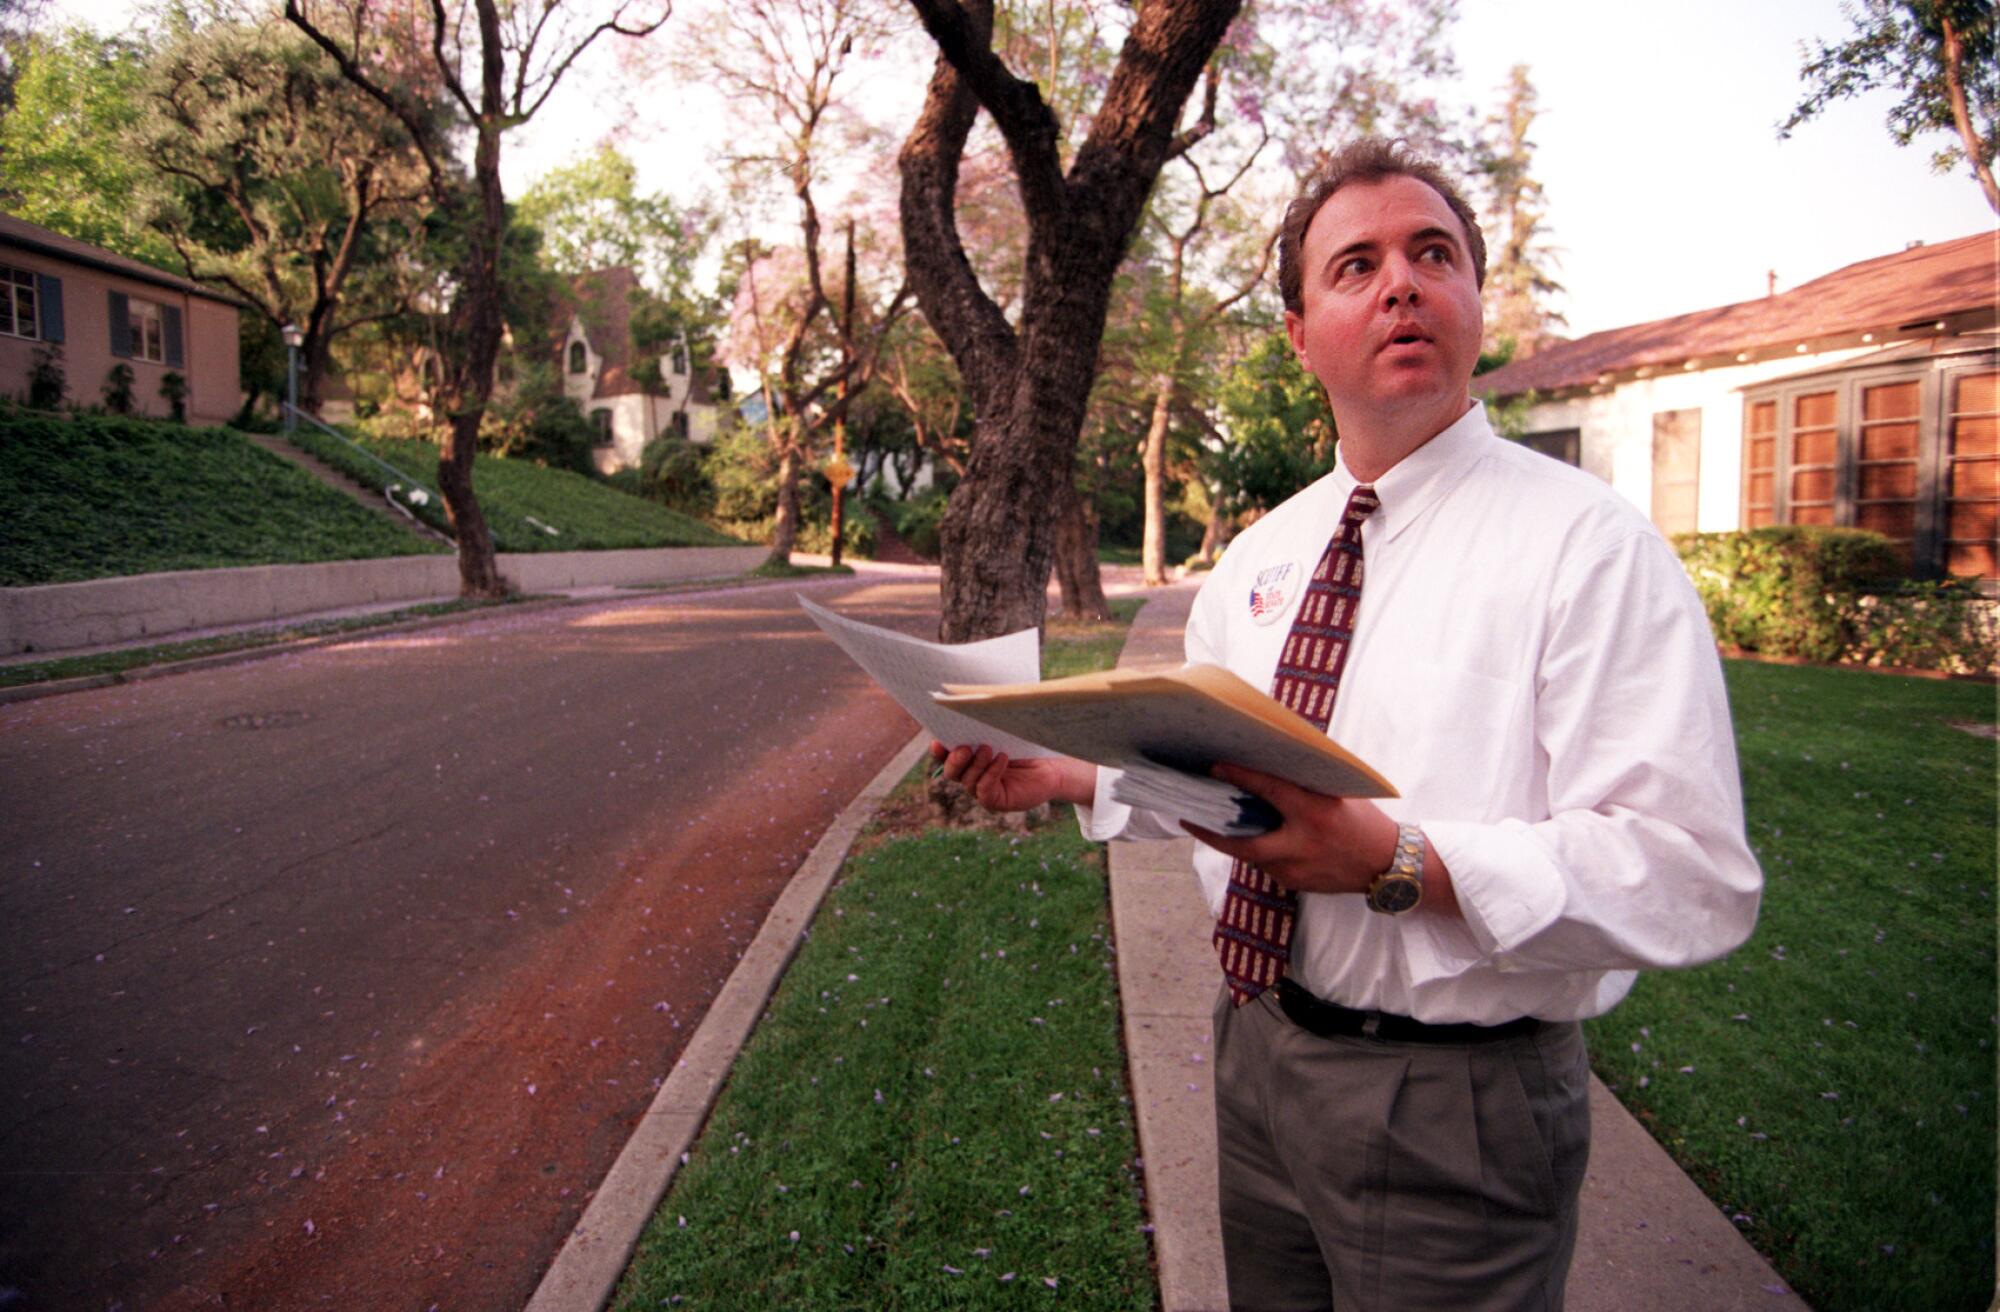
[767,444,801,567]
[1140,370,1174,585]
[1197,500,1223,563]
[1052,477,1111,619]
[301,334,334,418]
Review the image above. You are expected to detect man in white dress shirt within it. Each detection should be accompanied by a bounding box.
[936,137,1761,1310]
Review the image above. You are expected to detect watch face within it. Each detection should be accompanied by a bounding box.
[1370,874,1423,914]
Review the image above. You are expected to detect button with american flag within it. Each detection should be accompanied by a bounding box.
[1247,561,1299,626]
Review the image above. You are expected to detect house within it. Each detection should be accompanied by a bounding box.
[1475,231,1997,581]
[0,212,241,425]
[554,266,724,475]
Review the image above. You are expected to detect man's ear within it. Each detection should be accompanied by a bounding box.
[1283,311,1309,365]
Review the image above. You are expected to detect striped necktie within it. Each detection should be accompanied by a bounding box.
[1214,483,1380,1006]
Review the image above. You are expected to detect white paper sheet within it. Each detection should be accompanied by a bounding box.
[798,595,1048,758]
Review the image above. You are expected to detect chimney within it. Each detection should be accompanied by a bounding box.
[1766,270,1777,297]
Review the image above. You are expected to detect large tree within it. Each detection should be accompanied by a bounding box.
[136,15,433,415]
[285,0,668,597]
[1783,0,1998,214]
[899,0,1241,641]
[1476,63,1563,360]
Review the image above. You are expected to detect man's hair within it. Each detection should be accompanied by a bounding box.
[1277,138,1487,315]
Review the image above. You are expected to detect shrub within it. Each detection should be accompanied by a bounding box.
[886,488,948,559]
[159,371,188,423]
[1675,527,1993,673]
[102,362,136,415]
[637,435,713,514]
[26,342,64,409]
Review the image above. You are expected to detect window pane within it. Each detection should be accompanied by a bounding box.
[1858,463,1917,500]
[1951,458,1998,498]
[1793,504,1836,525]
[1948,500,1997,542]
[1746,507,1775,527]
[1792,468,1836,502]
[1861,380,1920,421]
[1956,371,1998,415]
[1794,429,1837,465]
[1747,436,1775,471]
[1947,541,1996,578]
[1747,472,1774,506]
[1856,502,1915,539]
[16,284,34,337]
[1794,391,1837,428]
[1747,400,1777,437]
[1860,422,1919,460]
[1953,415,1998,458]
[0,295,15,337]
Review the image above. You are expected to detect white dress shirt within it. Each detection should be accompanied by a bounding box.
[1080,403,1762,1024]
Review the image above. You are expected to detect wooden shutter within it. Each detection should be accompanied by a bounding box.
[1787,390,1839,525]
[1852,379,1921,569]
[108,290,132,358]
[163,305,185,367]
[1741,399,1776,526]
[1944,370,1998,579]
[1651,408,1701,535]
[36,274,62,343]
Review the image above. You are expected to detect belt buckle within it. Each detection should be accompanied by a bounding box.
[1360,1013,1381,1039]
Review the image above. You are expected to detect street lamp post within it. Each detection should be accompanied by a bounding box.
[281,323,303,433]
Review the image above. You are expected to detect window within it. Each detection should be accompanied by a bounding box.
[0,265,39,339]
[670,344,688,376]
[1741,359,1999,580]
[1520,428,1580,466]
[590,407,613,444]
[569,341,587,374]
[129,299,165,363]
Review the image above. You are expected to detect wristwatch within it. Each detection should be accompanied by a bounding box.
[1366,822,1426,915]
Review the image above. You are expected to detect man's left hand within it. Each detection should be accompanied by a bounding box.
[1182,763,1401,896]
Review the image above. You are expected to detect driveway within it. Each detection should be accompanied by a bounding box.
[0,571,943,1310]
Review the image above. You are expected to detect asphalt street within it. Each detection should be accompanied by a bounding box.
[0,571,941,1310]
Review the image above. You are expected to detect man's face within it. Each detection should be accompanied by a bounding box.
[1283,174,1483,436]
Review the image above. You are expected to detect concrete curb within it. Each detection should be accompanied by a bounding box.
[1105,587,1810,1312]
[523,732,932,1312]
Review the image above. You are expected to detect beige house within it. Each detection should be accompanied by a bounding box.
[555,266,723,475]
[1476,232,1997,582]
[0,212,241,425]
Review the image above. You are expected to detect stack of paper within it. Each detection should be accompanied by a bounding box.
[1107,762,1283,836]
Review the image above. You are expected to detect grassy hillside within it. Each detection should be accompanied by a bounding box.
[1,410,447,586]
[286,429,742,553]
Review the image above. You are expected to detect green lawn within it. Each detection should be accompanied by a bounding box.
[1585,660,1997,1312]
[0,410,446,585]
[611,608,1155,1312]
[285,429,742,552]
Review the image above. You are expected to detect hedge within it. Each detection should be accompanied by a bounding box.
[1675,527,1995,675]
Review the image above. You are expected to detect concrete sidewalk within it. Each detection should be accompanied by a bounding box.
[1108,584,1808,1311]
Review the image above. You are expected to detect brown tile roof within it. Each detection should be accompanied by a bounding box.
[551,266,722,404]
[1476,230,1999,398]
[0,211,242,306]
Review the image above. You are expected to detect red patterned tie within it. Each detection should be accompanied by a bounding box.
[1214,483,1380,1006]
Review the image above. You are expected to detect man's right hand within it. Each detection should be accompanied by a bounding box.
[930,742,1098,813]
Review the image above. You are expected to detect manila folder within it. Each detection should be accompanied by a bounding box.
[934,663,1396,799]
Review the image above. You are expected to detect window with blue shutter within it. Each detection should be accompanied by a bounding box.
[108,290,132,358]
[163,305,184,367]
[36,274,62,343]
[0,264,41,339]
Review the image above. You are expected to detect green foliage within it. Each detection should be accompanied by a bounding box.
[0,26,178,267]
[101,362,136,415]
[0,408,444,585]
[636,434,714,515]
[1782,0,1997,201]
[1587,659,1996,1311]
[1675,527,1991,671]
[282,427,742,553]
[25,342,64,409]
[882,488,948,560]
[158,371,188,423]
[1212,332,1338,517]
[478,361,596,475]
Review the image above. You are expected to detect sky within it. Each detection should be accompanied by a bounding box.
[56,0,1999,341]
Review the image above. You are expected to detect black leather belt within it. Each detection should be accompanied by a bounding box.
[1276,978,1539,1045]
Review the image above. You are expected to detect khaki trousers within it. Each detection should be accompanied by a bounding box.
[1212,987,1590,1312]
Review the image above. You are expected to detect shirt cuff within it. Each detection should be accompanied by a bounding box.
[1423,818,1567,969]
[1074,765,1134,842]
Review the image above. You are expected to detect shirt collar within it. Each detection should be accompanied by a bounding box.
[1333,400,1495,545]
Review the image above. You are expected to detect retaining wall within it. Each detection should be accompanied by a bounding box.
[0,546,768,656]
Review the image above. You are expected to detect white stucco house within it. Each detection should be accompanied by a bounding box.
[555,266,726,476]
[1475,231,1997,582]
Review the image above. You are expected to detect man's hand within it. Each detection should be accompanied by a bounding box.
[1183,763,1458,918]
[931,742,1097,813]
